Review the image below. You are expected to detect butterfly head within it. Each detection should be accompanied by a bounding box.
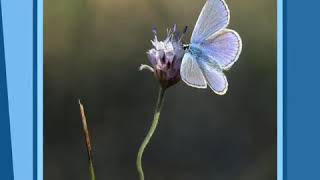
[183,44,190,50]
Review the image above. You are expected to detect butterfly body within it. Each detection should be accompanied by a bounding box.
[188,44,203,56]
[180,0,242,95]
[188,44,222,71]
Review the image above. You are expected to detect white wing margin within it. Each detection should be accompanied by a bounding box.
[191,0,230,43]
[198,59,228,95]
[180,53,207,88]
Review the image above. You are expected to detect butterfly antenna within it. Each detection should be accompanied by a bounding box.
[179,26,189,41]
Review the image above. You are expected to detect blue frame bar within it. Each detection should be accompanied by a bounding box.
[277,0,283,179]
[33,0,38,178]
[37,0,43,179]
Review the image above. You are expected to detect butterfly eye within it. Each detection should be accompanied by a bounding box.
[183,44,190,50]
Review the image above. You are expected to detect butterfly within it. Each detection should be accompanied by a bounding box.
[180,0,242,95]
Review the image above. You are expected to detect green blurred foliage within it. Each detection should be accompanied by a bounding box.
[45,0,276,180]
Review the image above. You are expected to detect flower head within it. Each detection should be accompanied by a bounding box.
[140,25,188,89]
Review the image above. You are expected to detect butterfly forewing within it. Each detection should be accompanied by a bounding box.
[191,0,230,43]
[201,29,242,70]
[180,52,207,88]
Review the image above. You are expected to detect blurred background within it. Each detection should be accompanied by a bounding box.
[45,0,276,180]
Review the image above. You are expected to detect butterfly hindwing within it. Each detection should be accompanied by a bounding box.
[201,29,242,70]
[196,53,228,95]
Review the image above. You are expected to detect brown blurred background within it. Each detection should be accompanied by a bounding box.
[45,0,277,180]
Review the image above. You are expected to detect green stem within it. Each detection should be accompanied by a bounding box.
[136,86,166,180]
[89,160,96,180]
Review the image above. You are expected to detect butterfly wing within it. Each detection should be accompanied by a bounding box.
[180,52,207,88]
[186,0,239,94]
[196,55,228,95]
[191,0,230,43]
[201,29,242,70]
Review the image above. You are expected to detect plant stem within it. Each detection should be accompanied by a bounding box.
[136,86,166,180]
[89,161,96,180]
[79,100,96,180]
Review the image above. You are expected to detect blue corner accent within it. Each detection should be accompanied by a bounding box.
[0,1,14,179]
[2,0,34,179]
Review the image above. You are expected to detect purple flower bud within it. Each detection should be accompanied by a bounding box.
[145,25,187,89]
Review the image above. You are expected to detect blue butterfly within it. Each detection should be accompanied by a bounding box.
[181,0,242,95]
